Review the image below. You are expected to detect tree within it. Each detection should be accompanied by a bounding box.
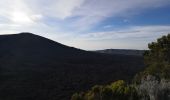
[144,34,170,78]
[137,75,170,100]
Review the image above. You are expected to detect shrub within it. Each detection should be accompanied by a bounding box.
[137,75,170,100]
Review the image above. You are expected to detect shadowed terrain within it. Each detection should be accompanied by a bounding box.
[0,33,144,100]
[96,49,145,56]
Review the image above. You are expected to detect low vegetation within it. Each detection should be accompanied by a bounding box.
[71,34,170,100]
[71,80,139,100]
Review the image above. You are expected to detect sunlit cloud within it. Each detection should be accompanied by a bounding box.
[0,0,169,49]
[62,25,170,50]
[79,25,170,40]
[10,11,32,24]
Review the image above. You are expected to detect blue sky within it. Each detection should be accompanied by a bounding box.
[0,0,170,50]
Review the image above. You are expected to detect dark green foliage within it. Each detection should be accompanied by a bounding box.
[144,34,170,79]
[101,86,113,100]
[71,93,85,100]
[71,80,139,100]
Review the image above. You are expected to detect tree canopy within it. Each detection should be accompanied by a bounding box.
[144,34,170,78]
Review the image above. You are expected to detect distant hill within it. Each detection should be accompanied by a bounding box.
[0,33,144,100]
[96,49,145,56]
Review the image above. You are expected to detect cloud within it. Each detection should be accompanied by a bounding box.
[0,0,43,26]
[62,25,170,50]
[71,0,170,30]
[0,0,169,29]
[24,0,85,19]
[78,25,170,40]
[1,0,169,31]
[0,0,169,50]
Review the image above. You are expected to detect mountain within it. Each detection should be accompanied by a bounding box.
[0,33,144,100]
[96,49,145,56]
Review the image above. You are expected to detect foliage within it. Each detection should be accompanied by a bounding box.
[144,34,170,79]
[71,80,139,100]
[71,34,170,100]
[137,75,170,100]
[71,93,85,100]
[71,76,170,100]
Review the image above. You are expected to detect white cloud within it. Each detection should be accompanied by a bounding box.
[63,25,170,50]
[0,0,169,50]
[11,11,33,24]
[0,0,169,31]
[1,0,169,30]
[0,0,43,25]
[78,25,170,40]
[71,0,170,30]
[24,0,85,19]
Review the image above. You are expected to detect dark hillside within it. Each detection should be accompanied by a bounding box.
[96,49,145,56]
[0,33,144,100]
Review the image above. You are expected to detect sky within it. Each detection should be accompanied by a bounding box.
[0,0,170,50]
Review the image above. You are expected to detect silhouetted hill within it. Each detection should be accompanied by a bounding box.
[96,49,145,56]
[0,32,144,100]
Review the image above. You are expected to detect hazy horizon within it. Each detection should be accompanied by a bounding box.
[0,0,170,50]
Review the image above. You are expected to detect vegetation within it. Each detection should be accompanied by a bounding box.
[71,34,170,100]
[144,34,170,79]
[71,80,139,100]
[134,34,170,83]
[137,75,170,100]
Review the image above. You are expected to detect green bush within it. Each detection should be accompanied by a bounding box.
[71,80,139,100]
[144,34,170,79]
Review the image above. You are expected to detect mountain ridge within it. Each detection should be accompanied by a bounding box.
[0,32,144,100]
[96,49,145,56]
